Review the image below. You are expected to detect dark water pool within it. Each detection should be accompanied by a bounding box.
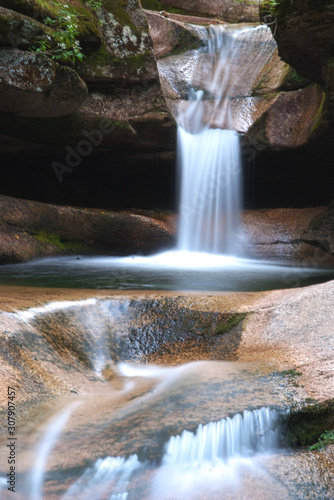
[0,251,333,291]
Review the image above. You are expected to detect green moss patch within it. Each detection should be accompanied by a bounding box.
[34,231,83,251]
[285,399,334,448]
[213,313,246,336]
[278,369,303,377]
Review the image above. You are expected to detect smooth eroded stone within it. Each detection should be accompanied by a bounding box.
[0,49,88,117]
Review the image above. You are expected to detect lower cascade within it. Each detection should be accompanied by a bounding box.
[36,407,280,499]
[163,407,280,467]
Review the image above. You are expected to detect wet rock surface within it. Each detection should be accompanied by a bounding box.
[0,49,88,117]
[242,206,334,264]
[0,0,176,198]
[302,202,334,256]
[161,0,262,23]
[144,10,205,58]
[1,194,333,264]
[0,282,333,497]
[0,195,174,263]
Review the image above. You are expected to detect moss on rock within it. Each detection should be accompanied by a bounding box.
[213,313,246,336]
[33,231,84,251]
[284,399,334,448]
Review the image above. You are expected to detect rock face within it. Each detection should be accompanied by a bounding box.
[0,0,176,208]
[241,206,334,265]
[0,195,174,263]
[144,9,205,58]
[246,85,324,151]
[263,0,334,88]
[302,202,334,256]
[0,49,88,117]
[160,0,261,23]
[265,0,334,121]
[254,0,334,206]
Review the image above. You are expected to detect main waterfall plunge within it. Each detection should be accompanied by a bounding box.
[177,24,275,255]
[178,127,241,254]
[0,24,332,291]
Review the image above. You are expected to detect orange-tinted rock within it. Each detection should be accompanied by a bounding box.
[162,0,261,23]
[144,9,204,58]
[0,50,88,117]
[302,202,334,255]
[0,195,174,263]
[246,85,325,150]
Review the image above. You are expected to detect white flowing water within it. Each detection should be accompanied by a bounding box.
[62,455,142,500]
[24,403,80,500]
[58,407,280,500]
[0,26,330,289]
[177,25,276,255]
[163,407,279,467]
[178,127,241,254]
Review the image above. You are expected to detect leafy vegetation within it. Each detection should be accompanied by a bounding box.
[86,0,103,12]
[30,2,85,64]
[285,399,334,448]
[309,430,334,450]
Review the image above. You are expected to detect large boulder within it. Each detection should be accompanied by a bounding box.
[158,0,261,23]
[0,5,54,48]
[78,0,159,84]
[261,0,334,145]
[144,9,205,58]
[246,85,325,151]
[0,195,174,263]
[0,0,176,209]
[0,49,88,117]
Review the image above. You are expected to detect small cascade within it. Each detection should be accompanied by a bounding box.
[62,455,142,500]
[6,298,130,375]
[56,407,281,500]
[177,25,276,255]
[163,407,280,467]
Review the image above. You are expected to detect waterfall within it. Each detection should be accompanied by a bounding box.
[57,407,280,500]
[163,407,280,467]
[177,25,276,255]
[62,455,142,500]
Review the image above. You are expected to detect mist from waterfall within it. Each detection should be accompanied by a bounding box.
[57,406,281,500]
[177,25,276,255]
